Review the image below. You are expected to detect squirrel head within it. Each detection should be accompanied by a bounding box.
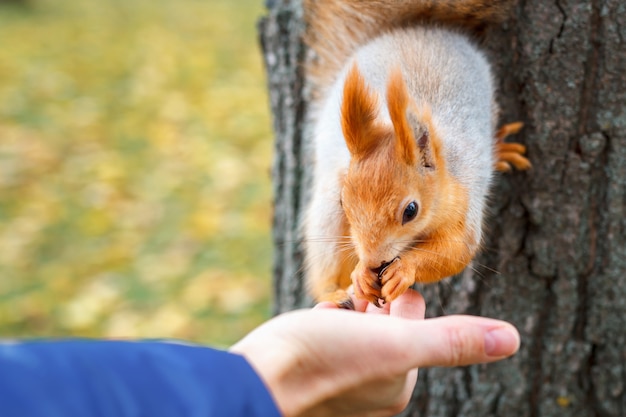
[339,64,459,270]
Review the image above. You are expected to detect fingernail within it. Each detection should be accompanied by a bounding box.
[484,327,520,357]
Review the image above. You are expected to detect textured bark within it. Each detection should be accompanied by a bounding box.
[260,0,626,415]
[258,0,311,313]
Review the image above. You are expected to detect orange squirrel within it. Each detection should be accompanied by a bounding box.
[302,0,531,307]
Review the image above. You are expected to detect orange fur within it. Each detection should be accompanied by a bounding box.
[304,0,516,100]
[495,122,532,171]
[336,67,475,305]
[341,64,390,159]
[386,68,417,164]
[303,1,529,306]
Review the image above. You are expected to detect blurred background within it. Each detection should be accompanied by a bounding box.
[0,0,273,347]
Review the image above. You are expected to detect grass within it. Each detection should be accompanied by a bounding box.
[0,0,274,347]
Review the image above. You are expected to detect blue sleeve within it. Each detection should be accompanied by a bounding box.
[0,340,282,417]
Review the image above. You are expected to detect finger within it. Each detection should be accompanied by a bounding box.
[351,297,370,313]
[399,315,520,368]
[341,285,378,313]
[337,287,367,312]
[313,294,383,313]
[365,300,391,314]
[389,289,425,320]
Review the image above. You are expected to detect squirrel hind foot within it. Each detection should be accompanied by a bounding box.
[338,298,356,310]
[319,289,355,310]
[496,121,524,141]
[494,121,531,172]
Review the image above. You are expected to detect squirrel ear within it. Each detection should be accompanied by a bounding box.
[406,109,436,169]
[387,68,436,168]
[387,68,417,164]
[341,64,384,159]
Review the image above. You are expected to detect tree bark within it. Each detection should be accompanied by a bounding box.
[259,0,626,415]
[258,0,311,314]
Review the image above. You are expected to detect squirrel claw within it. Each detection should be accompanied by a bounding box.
[337,298,355,310]
[373,298,385,308]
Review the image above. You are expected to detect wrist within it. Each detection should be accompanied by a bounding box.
[230,339,317,417]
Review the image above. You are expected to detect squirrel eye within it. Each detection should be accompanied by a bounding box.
[402,201,418,225]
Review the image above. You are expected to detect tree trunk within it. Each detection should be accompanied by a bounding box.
[258,0,311,313]
[259,0,626,415]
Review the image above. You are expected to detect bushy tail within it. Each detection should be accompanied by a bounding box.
[304,0,515,97]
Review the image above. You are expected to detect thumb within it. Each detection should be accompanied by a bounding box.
[398,315,520,368]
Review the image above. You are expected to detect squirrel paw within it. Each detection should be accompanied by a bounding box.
[318,289,355,310]
[495,122,531,172]
[351,264,384,307]
[379,257,414,303]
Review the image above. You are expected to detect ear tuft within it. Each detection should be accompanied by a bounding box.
[388,70,440,169]
[387,68,417,164]
[341,64,382,159]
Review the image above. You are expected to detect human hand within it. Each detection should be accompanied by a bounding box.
[230,289,519,417]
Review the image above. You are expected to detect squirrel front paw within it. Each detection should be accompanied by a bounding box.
[378,257,415,303]
[351,258,415,306]
[351,263,383,306]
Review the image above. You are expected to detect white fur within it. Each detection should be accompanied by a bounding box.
[304,26,496,292]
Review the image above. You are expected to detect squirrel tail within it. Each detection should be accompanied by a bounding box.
[304,0,515,97]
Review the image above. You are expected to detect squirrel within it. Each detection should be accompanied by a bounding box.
[301,0,531,308]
